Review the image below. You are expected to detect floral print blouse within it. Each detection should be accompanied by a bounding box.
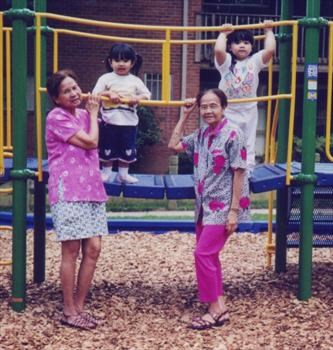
[181,118,251,225]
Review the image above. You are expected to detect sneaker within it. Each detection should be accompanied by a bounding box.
[101,168,112,182]
[116,174,139,184]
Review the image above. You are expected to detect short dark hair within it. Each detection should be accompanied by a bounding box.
[227,29,255,47]
[196,89,228,109]
[105,43,142,75]
[46,69,78,100]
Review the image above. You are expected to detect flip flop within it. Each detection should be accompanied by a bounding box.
[190,310,230,331]
[60,314,96,330]
[80,312,99,325]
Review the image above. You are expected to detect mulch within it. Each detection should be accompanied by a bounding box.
[0,229,333,350]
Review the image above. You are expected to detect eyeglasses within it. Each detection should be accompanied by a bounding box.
[199,103,221,111]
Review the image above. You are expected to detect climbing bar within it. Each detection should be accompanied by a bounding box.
[38,87,291,107]
[35,15,43,182]
[285,22,298,185]
[325,22,333,162]
[37,12,295,32]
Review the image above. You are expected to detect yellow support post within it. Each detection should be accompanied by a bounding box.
[6,29,12,148]
[35,14,43,181]
[53,30,58,72]
[162,29,171,102]
[325,22,333,162]
[286,22,298,185]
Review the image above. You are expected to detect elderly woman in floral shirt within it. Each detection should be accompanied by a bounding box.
[169,88,250,330]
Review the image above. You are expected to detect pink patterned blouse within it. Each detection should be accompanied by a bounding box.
[181,118,250,225]
[46,107,108,205]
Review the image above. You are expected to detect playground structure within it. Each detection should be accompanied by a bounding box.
[0,0,333,312]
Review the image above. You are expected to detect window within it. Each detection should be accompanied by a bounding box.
[144,73,172,101]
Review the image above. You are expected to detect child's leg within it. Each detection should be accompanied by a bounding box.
[245,107,258,171]
[99,121,116,181]
[100,161,113,181]
[117,126,138,184]
[194,224,228,303]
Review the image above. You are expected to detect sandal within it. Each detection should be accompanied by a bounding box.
[80,312,99,325]
[60,314,96,330]
[190,310,230,331]
[215,310,230,327]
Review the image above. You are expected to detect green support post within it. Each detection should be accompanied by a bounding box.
[275,0,293,273]
[297,0,323,300]
[10,0,29,312]
[33,0,47,284]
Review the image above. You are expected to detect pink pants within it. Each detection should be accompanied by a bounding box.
[194,223,228,303]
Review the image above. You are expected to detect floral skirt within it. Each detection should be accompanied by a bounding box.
[50,180,108,241]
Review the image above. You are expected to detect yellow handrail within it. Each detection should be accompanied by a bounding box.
[53,30,58,72]
[285,22,298,185]
[265,59,274,163]
[325,22,333,162]
[35,15,43,181]
[162,29,171,102]
[53,27,265,45]
[5,29,11,147]
[38,12,296,32]
[39,87,291,107]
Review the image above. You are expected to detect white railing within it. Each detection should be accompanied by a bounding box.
[195,13,332,65]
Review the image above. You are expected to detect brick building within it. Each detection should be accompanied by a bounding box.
[3,0,333,171]
[45,0,203,173]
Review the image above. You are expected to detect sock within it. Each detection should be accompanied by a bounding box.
[102,166,112,176]
[118,167,129,178]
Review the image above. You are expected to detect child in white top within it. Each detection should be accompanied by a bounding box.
[93,43,151,183]
[214,21,276,171]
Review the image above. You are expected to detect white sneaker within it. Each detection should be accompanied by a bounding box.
[116,174,138,184]
[101,168,112,182]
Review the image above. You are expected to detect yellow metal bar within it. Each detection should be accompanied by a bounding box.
[53,28,265,46]
[325,23,333,162]
[0,12,4,175]
[39,12,295,32]
[40,88,291,107]
[55,28,164,44]
[265,59,273,163]
[0,188,13,194]
[0,225,13,230]
[53,31,58,72]
[266,191,275,267]
[229,94,291,104]
[6,29,11,148]
[35,14,43,181]
[162,29,171,102]
[286,23,298,185]
[270,101,279,163]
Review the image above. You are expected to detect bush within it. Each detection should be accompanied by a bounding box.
[178,152,194,174]
[293,135,333,162]
[136,106,161,161]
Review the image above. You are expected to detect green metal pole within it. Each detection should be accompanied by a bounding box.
[33,0,47,284]
[297,0,322,300]
[275,0,293,273]
[10,0,28,312]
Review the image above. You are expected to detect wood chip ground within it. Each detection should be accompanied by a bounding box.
[0,230,332,349]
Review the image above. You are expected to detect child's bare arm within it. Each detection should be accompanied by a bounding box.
[214,23,233,66]
[262,20,276,64]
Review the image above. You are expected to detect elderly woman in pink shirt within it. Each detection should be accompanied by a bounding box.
[46,69,108,330]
